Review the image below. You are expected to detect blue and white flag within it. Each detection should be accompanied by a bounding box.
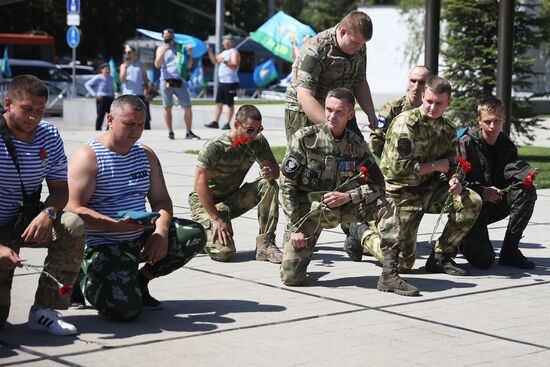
[109,58,120,92]
[188,59,207,95]
[253,58,278,88]
[250,11,316,62]
[1,47,11,78]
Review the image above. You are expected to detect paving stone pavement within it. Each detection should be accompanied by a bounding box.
[1,111,549,367]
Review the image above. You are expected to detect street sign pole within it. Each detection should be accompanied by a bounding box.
[66,26,80,98]
[67,0,80,98]
[72,47,76,97]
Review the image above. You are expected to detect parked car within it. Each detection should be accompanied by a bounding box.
[56,64,95,97]
[0,79,64,115]
[8,58,88,97]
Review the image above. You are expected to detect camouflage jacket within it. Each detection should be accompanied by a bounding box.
[457,126,519,196]
[380,107,458,192]
[194,132,277,201]
[285,26,367,112]
[280,123,383,224]
[369,95,414,158]
[378,95,413,132]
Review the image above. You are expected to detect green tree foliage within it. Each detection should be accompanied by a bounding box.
[299,0,359,31]
[442,0,544,139]
[0,0,274,64]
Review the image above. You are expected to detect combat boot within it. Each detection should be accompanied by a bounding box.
[425,250,468,276]
[377,247,420,296]
[343,222,368,262]
[256,234,283,264]
[499,231,535,269]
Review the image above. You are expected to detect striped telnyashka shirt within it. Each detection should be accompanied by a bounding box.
[0,121,67,225]
[85,139,151,247]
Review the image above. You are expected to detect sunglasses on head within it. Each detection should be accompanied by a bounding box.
[238,121,264,134]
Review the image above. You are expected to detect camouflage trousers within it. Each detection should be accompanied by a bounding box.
[284,109,363,142]
[461,185,536,269]
[280,193,400,286]
[79,218,206,321]
[0,212,85,328]
[362,182,482,272]
[189,178,279,262]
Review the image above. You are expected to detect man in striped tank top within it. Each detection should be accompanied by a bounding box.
[0,75,86,336]
[66,95,206,321]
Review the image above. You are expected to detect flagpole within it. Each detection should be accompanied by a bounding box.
[214,0,224,99]
[234,35,250,50]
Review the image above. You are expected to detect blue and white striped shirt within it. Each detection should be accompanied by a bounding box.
[0,121,67,225]
[85,139,151,247]
[84,74,115,97]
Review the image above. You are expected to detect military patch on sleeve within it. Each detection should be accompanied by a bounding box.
[397,138,412,156]
[300,54,317,74]
[282,155,303,179]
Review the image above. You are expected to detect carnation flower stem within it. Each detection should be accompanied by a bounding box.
[428,194,454,248]
[22,263,63,288]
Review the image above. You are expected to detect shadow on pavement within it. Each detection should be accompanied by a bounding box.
[2,299,286,346]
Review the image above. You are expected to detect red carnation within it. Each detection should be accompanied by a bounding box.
[523,172,536,188]
[231,135,250,149]
[359,166,370,182]
[457,157,472,173]
[39,148,47,160]
[58,284,72,296]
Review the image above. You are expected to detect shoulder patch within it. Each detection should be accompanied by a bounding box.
[282,155,304,180]
[300,54,317,74]
[397,138,412,156]
[284,156,300,173]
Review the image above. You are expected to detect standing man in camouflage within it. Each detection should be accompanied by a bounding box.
[457,97,536,269]
[67,95,206,321]
[280,88,419,296]
[347,77,482,275]
[285,11,378,140]
[369,65,431,158]
[190,105,283,263]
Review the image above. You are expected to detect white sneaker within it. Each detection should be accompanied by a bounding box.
[27,306,78,336]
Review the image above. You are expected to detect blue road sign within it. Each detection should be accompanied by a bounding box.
[67,0,80,13]
[66,26,80,49]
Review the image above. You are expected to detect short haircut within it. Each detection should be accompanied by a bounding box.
[7,74,48,100]
[326,87,356,110]
[477,96,504,117]
[339,11,373,41]
[236,104,262,123]
[125,45,136,52]
[110,94,146,116]
[410,65,431,75]
[425,76,452,98]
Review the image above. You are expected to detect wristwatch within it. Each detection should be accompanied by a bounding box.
[42,208,57,221]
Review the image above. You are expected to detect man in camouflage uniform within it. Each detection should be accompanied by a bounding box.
[285,11,378,141]
[280,88,419,296]
[190,104,283,263]
[67,95,206,321]
[457,97,537,269]
[347,76,482,275]
[369,65,431,158]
